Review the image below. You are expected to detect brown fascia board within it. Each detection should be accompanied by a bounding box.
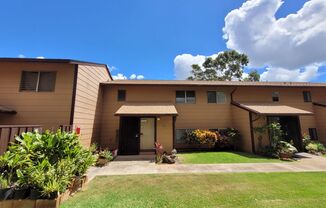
[100,80,326,88]
[0,57,113,80]
[313,102,326,107]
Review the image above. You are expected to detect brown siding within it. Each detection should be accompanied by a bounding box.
[314,105,326,144]
[233,87,324,141]
[157,116,173,152]
[0,62,74,129]
[73,64,110,147]
[231,106,252,152]
[100,85,234,150]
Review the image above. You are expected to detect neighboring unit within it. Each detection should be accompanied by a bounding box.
[0,58,326,155]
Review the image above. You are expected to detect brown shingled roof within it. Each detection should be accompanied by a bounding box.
[101,80,326,87]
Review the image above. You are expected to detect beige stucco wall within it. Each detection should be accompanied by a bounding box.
[0,62,74,129]
[73,64,110,146]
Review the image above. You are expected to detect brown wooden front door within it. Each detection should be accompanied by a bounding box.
[119,117,140,155]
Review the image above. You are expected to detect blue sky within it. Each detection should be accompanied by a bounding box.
[0,0,325,82]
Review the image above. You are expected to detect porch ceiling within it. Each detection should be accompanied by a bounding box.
[233,102,313,115]
[115,103,178,116]
[0,105,16,114]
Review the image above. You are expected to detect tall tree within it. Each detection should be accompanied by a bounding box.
[244,70,260,82]
[187,50,249,81]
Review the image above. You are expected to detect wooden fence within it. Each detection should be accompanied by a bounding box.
[0,125,73,155]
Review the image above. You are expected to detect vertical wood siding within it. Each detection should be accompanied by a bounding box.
[73,64,110,147]
[0,62,74,129]
[314,105,326,144]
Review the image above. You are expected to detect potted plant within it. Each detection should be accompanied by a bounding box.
[0,175,11,200]
[278,141,298,160]
[96,150,113,167]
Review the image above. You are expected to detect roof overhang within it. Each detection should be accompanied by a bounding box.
[115,103,178,116]
[0,106,17,114]
[313,102,326,107]
[232,102,313,116]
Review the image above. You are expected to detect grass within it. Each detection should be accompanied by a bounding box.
[61,172,326,208]
[178,151,282,164]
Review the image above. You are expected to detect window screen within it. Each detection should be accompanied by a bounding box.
[20,71,38,91]
[207,91,216,103]
[117,90,126,101]
[309,128,318,140]
[186,91,196,103]
[303,91,312,102]
[38,72,56,92]
[176,91,186,103]
[272,92,279,102]
[216,92,226,103]
[20,71,56,92]
[207,91,226,103]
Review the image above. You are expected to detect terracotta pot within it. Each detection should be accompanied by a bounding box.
[279,152,293,159]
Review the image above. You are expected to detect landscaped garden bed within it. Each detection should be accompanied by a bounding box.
[0,130,111,208]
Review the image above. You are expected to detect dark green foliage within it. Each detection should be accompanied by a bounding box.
[188,50,249,81]
[0,130,96,199]
[244,70,260,82]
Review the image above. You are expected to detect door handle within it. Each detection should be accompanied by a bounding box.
[135,134,139,138]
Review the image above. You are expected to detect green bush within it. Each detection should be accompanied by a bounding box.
[0,130,95,199]
[306,142,326,154]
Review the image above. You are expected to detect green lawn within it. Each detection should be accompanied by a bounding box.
[61,172,326,208]
[178,151,281,164]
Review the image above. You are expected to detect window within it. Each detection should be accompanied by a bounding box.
[175,129,195,144]
[20,71,56,92]
[309,128,318,140]
[207,91,226,103]
[176,91,196,104]
[303,91,312,102]
[117,90,126,101]
[272,92,279,102]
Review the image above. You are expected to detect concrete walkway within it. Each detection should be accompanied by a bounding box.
[87,153,326,181]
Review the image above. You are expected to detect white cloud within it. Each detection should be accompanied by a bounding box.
[112,73,127,80]
[113,73,145,80]
[129,74,137,79]
[18,54,25,58]
[136,75,144,80]
[222,0,326,81]
[174,54,219,79]
[261,64,320,82]
[36,56,45,59]
[108,66,117,72]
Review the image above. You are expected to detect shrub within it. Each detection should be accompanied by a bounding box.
[277,141,298,155]
[217,128,241,150]
[0,130,95,199]
[192,129,218,147]
[98,150,113,161]
[306,142,326,155]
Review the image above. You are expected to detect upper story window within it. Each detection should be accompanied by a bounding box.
[303,91,312,102]
[272,92,279,102]
[117,90,126,101]
[176,91,196,104]
[20,71,56,92]
[207,91,226,103]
